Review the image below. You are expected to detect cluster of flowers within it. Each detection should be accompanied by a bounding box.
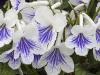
[0,0,99,75]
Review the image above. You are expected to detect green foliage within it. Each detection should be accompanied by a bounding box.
[0,63,16,75]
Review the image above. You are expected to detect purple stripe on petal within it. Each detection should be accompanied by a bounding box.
[46,48,65,67]
[72,33,91,49]
[39,26,53,43]
[34,54,42,64]
[17,37,36,56]
[15,0,21,10]
[95,48,100,56]
[0,25,11,41]
[6,51,18,62]
[96,29,100,43]
[24,12,35,21]
[39,25,53,43]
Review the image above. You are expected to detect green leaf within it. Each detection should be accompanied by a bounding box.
[0,63,16,75]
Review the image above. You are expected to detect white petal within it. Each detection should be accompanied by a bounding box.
[8,59,21,70]
[21,7,35,24]
[32,55,46,69]
[5,9,18,27]
[23,22,38,41]
[34,6,53,26]
[0,9,4,25]
[61,56,74,73]
[52,13,67,32]
[65,36,75,49]
[0,53,8,63]
[21,52,34,64]
[83,25,95,36]
[47,28,57,50]
[13,30,22,43]
[75,47,89,56]
[93,48,100,61]
[32,42,48,55]
[0,50,13,63]
[45,64,61,75]
[85,36,95,49]
[14,49,20,59]
[58,43,74,56]
[71,25,83,35]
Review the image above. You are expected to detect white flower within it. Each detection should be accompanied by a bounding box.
[13,20,46,64]
[65,14,94,56]
[0,49,21,70]
[0,9,16,47]
[39,43,74,75]
[69,0,90,6]
[34,6,67,49]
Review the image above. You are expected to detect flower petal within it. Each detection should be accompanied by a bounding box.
[71,25,83,35]
[58,43,74,56]
[75,47,89,56]
[0,9,4,25]
[5,9,18,27]
[65,36,76,49]
[34,6,53,26]
[61,56,74,73]
[8,58,21,70]
[45,64,61,75]
[21,7,35,24]
[52,13,67,32]
[21,51,34,64]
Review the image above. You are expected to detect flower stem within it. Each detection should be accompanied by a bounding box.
[18,67,24,75]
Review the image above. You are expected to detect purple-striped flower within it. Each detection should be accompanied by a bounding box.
[34,6,67,50]
[65,25,94,56]
[13,21,46,64]
[0,49,21,70]
[39,43,74,75]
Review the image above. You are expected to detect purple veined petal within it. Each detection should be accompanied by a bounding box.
[6,51,21,69]
[95,48,100,56]
[21,7,36,23]
[42,47,74,75]
[15,0,21,10]
[17,37,37,56]
[96,28,100,43]
[71,33,91,49]
[32,54,43,69]
[38,25,53,44]
[16,37,37,64]
[0,24,13,47]
[33,54,42,64]
[46,48,66,68]
[93,48,100,61]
